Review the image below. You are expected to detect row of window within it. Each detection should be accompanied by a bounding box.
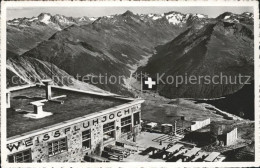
[121,116,132,134]
[48,138,67,156]
[121,116,132,126]
[8,149,31,163]
[8,114,139,163]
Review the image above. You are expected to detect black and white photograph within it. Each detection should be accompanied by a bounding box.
[1,1,259,166]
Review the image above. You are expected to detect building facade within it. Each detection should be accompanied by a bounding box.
[6,85,144,162]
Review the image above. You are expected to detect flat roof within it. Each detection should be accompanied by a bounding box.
[7,86,132,138]
[166,144,184,153]
[191,152,207,162]
[204,152,220,162]
[183,147,201,158]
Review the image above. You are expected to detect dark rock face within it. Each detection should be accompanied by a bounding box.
[196,81,254,120]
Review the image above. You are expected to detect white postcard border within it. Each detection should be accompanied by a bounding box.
[1,1,259,167]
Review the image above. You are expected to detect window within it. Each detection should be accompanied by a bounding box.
[121,116,132,126]
[82,129,91,150]
[103,121,115,133]
[121,125,132,134]
[48,138,67,156]
[103,121,115,142]
[121,116,132,134]
[134,112,140,125]
[8,149,31,163]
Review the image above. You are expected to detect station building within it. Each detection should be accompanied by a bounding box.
[6,81,144,162]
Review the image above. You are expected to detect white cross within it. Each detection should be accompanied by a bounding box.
[144,77,156,89]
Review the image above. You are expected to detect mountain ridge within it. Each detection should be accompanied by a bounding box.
[7,11,254,99]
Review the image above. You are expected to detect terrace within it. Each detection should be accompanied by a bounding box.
[100,131,225,162]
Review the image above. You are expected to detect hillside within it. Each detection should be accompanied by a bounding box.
[196,81,254,120]
[18,11,203,94]
[138,13,254,98]
[7,51,107,94]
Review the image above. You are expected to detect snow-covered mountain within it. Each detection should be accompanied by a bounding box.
[82,10,209,27]
[7,13,98,54]
[6,11,213,55]
[7,12,96,30]
[7,10,253,32]
[217,12,253,24]
[156,11,207,25]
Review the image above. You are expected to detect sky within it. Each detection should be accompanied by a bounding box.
[7,6,253,20]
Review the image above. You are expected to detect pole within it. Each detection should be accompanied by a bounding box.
[140,71,143,98]
[174,120,177,135]
[51,57,53,79]
[182,120,183,134]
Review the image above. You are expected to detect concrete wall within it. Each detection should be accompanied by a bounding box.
[6,103,142,162]
[190,118,210,131]
[210,123,237,136]
[226,128,237,146]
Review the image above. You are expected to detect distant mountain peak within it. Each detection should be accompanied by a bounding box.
[222,11,233,15]
[122,10,135,16]
[38,13,52,24]
[241,12,253,17]
[191,13,207,19]
[38,12,52,18]
[216,11,253,24]
[216,12,234,19]
[7,12,96,31]
[164,11,182,15]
